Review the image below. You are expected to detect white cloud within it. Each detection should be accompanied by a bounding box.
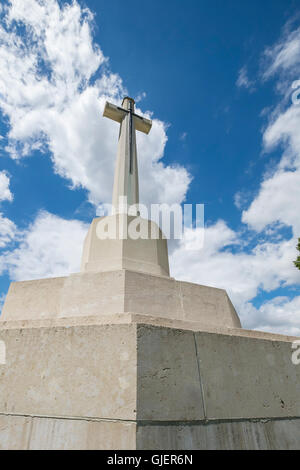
[0,171,16,254]
[242,169,300,234]
[242,26,300,238]
[236,66,254,90]
[0,0,191,207]
[0,213,16,248]
[247,296,300,336]
[0,293,7,313]
[3,210,88,281]
[135,91,146,103]
[234,190,251,210]
[171,24,300,335]
[170,222,299,329]
[263,26,300,79]
[0,171,12,202]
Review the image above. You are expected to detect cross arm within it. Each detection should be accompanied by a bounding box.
[133,113,152,134]
[103,101,127,123]
[103,100,152,134]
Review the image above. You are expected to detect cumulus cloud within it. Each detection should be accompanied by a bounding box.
[171,22,300,334]
[170,222,299,330]
[0,172,15,253]
[246,296,300,336]
[242,169,300,234]
[2,210,88,280]
[0,0,191,207]
[0,213,16,249]
[242,23,300,239]
[0,171,12,202]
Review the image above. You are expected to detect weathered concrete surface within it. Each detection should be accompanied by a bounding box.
[1,414,300,450]
[125,272,240,327]
[0,415,136,450]
[0,269,241,331]
[0,324,137,420]
[137,325,300,421]
[0,322,299,449]
[136,418,300,450]
[137,326,205,421]
[194,331,300,420]
[0,312,295,341]
[0,271,125,322]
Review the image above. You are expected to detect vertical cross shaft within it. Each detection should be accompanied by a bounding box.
[103,97,152,213]
[128,98,134,175]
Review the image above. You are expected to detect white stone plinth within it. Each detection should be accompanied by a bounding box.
[80,215,170,277]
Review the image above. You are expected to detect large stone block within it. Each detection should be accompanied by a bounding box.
[137,326,204,421]
[0,324,137,420]
[0,320,300,449]
[194,331,300,420]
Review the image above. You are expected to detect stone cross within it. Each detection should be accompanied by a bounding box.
[103,97,152,212]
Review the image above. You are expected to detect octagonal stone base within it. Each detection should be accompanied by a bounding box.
[0,269,241,329]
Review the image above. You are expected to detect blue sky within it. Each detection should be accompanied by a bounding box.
[0,0,299,334]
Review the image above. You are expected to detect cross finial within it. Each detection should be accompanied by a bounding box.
[122,96,135,108]
[103,97,152,212]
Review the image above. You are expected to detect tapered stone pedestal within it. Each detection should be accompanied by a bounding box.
[80,215,170,277]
